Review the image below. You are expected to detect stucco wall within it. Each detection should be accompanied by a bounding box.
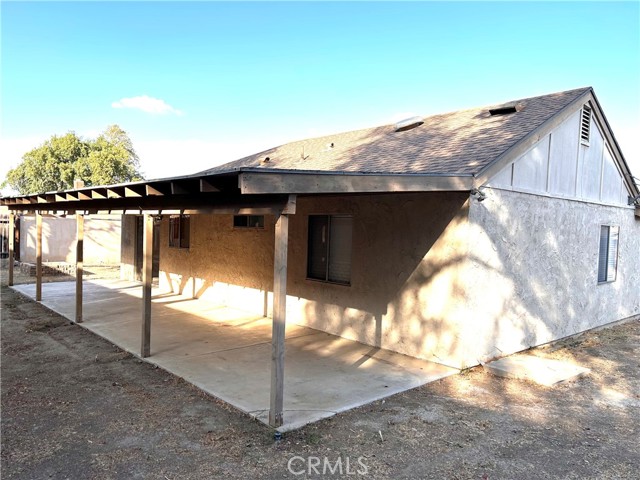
[131,188,638,369]
[461,188,640,367]
[20,214,121,265]
[155,192,472,365]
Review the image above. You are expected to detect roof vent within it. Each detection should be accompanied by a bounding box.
[489,105,518,116]
[261,156,270,165]
[580,104,591,145]
[394,116,424,132]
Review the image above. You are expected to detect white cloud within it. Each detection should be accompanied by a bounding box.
[111,95,183,116]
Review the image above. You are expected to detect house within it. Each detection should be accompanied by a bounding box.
[3,86,639,428]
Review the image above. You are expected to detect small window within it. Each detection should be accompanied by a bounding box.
[307,215,352,285]
[233,215,264,228]
[169,215,190,248]
[597,225,619,283]
[580,104,592,145]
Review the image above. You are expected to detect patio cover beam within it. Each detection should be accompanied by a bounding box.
[2,193,292,216]
[8,212,14,286]
[75,213,84,323]
[35,212,42,301]
[141,214,153,358]
[269,195,295,428]
[239,172,474,194]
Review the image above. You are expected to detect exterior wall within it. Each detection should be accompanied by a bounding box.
[132,188,638,370]
[155,192,472,365]
[20,214,121,265]
[461,188,640,367]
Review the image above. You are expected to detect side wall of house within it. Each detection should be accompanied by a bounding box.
[20,214,122,265]
[463,99,640,368]
[463,189,640,367]
[152,192,473,365]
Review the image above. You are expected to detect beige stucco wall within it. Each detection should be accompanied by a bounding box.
[121,189,639,369]
[152,192,471,366]
[20,214,121,265]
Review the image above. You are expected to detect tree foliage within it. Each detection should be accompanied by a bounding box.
[2,125,144,195]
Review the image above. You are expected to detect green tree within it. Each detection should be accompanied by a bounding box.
[2,125,144,195]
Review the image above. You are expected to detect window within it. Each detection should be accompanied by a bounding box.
[580,104,592,146]
[169,215,190,248]
[307,215,352,285]
[233,215,264,228]
[598,225,619,283]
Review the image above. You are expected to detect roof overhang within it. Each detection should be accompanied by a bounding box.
[238,170,474,194]
[0,172,294,215]
[1,168,474,213]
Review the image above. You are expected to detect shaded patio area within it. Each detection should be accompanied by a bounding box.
[11,279,458,431]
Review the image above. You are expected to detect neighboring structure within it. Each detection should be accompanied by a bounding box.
[19,214,121,265]
[2,86,639,427]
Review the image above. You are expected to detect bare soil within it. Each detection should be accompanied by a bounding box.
[1,266,639,479]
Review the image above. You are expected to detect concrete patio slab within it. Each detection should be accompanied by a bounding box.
[484,354,590,387]
[11,279,458,431]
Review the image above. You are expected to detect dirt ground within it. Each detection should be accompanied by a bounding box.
[1,267,639,479]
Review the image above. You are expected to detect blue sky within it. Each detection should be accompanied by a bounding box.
[2,1,639,192]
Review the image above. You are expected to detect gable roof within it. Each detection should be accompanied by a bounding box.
[2,86,638,212]
[202,87,591,178]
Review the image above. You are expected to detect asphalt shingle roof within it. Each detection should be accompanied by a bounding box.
[202,87,591,177]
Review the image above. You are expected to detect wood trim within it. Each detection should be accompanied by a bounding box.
[107,188,122,199]
[269,213,289,428]
[141,214,153,358]
[75,213,84,323]
[35,213,42,301]
[146,184,166,196]
[8,212,14,286]
[124,186,144,197]
[240,172,473,194]
[200,179,220,193]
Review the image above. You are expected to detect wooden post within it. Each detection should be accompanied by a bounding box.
[75,213,84,323]
[35,212,42,301]
[8,212,14,286]
[141,214,153,358]
[269,213,289,427]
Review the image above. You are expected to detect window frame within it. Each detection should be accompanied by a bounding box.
[597,224,619,284]
[233,215,265,229]
[168,214,190,249]
[306,214,353,286]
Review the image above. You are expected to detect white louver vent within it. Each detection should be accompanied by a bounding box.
[580,104,592,145]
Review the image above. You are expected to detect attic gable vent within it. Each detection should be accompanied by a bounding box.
[394,116,424,132]
[489,105,518,116]
[580,104,592,145]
